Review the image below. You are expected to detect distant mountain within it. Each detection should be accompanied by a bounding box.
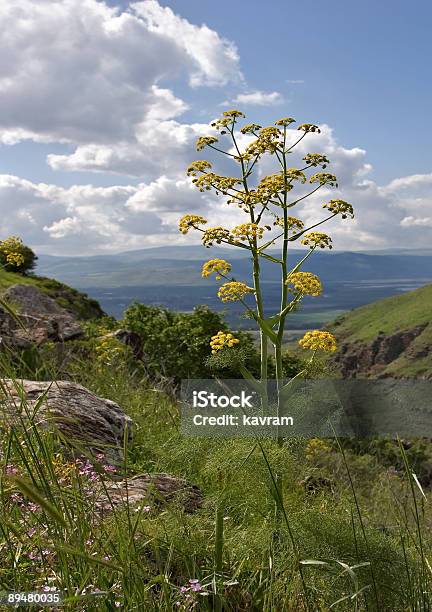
[35,246,432,323]
[329,284,432,378]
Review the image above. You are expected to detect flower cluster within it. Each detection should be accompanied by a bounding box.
[322,199,354,219]
[286,272,322,297]
[240,123,262,134]
[303,153,330,168]
[299,330,337,352]
[301,232,333,249]
[179,215,208,235]
[310,172,338,187]
[231,223,265,241]
[95,335,130,367]
[227,190,261,211]
[201,259,231,279]
[285,168,307,183]
[298,123,321,133]
[210,330,240,353]
[217,281,255,302]
[274,216,305,231]
[245,126,282,156]
[0,236,26,268]
[193,173,241,193]
[211,109,245,133]
[175,578,208,609]
[202,227,232,247]
[196,136,218,151]
[305,438,333,461]
[186,160,212,177]
[257,173,290,201]
[275,117,296,126]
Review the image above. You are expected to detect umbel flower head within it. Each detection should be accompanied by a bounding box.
[286,272,322,297]
[196,136,219,151]
[231,223,265,242]
[202,227,232,247]
[202,259,231,279]
[301,232,333,249]
[274,216,305,231]
[323,199,355,219]
[218,281,255,302]
[299,330,337,352]
[210,330,240,353]
[0,236,26,268]
[179,215,207,235]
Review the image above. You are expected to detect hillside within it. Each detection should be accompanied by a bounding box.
[329,283,432,378]
[0,269,105,321]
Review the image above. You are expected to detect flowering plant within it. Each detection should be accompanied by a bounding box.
[179,110,353,426]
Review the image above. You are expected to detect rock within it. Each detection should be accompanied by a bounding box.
[96,473,203,514]
[0,379,133,465]
[104,329,143,360]
[3,284,83,343]
[334,324,428,378]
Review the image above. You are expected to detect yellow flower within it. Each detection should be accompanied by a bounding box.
[299,330,337,352]
[202,259,231,279]
[193,173,241,193]
[310,172,338,187]
[187,160,212,176]
[275,117,296,126]
[301,232,333,250]
[210,330,240,353]
[240,123,262,134]
[196,136,218,151]
[322,199,354,219]
[305,438,332,461]
[0,236,26,268]
[218,281,255,302]
[202,227,232,247]
[231,223,265,242]
[222,109,245,118]
[286,272,322,297]
[303,153,330,168]
[178,215,208,234]
[274,216,304,231]
[298,123,321,133]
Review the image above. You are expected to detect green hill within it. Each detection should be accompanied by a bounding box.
[0,269,104,320]
[329,283,432,378]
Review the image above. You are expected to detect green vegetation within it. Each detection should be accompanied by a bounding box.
[0,268,105,320]
[1,331,432,610]
[0,236,37,274]
[329,283,432,377]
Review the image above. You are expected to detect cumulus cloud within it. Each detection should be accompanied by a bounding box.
[0,0,241,147]
[228,91,284,106]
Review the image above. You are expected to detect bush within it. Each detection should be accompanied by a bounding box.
[0,236,37,273]
[121,302,307,383]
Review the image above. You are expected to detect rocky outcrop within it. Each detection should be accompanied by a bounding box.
[97,473,203,513]
[334,324,428,378]
[2,284,83,343]
[0,379,133,464]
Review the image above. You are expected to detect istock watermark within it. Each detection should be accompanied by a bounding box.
[181,379,432,438]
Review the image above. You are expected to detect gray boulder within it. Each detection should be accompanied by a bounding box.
[3,284,83,343]
[0,379,133,464]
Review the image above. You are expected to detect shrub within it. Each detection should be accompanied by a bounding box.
[0,236,37,273]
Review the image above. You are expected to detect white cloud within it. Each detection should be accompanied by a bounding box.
[0,0,241,146]
[400,216,432,228]
[228,91,284,106]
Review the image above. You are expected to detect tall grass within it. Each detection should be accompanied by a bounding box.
[0,345,431,610]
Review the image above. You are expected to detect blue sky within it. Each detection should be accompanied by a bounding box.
[0,0,431,254]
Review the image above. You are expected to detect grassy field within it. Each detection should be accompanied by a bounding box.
[1,346,432,611]
[1,271,432,610]
[329,283,432,377]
